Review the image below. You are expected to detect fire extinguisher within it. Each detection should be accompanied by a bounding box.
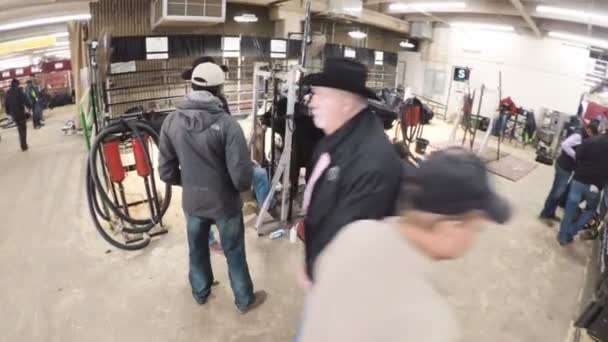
[132,134,161,221]
[101,135,130,217]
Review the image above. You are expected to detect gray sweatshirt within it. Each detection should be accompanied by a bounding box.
[158,91,253,219]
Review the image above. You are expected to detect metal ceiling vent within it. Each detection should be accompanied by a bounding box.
[410,22,433,40]
[151,0,226,28]
[327,0,363,19]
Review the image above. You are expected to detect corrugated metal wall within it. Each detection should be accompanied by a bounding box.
[90,0,275,39]
[90,0,152,38]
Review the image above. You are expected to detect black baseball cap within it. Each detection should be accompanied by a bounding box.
[404,147,511,224]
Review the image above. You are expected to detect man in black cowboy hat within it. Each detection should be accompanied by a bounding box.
[300,58,402,283]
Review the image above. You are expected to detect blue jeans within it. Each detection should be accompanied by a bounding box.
[253,166,273,208]
[540,165,571,218]
[184,212,254,308]
[32,102,42,128]
[558,180,601,243]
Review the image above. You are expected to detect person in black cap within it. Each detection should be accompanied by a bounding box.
[4,79,32,151]
[299,58,402,284]
[298,147,511,342]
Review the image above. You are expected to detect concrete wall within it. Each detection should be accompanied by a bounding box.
[402,26,591,118]
[311,19,407,53]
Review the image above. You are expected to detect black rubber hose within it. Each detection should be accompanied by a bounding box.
[124,119,169,227]
[89,120,171,228]
[86,161,150,250]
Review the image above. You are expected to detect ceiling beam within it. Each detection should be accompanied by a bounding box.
[508,0,541,38]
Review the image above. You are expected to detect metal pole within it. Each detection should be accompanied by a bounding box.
[444,66,455,121]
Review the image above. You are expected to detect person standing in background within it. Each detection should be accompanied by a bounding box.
[4,79,31,151]
[558,130,608,245]
[182,56,230,253]
[298,148,511,342]
[159,62,266,313]
[539,119,599,226]
[25,79,43,129]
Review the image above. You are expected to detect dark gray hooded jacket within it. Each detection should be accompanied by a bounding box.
[158,91,253,219]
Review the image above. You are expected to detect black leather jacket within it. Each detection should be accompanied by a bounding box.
[304,108,402,279]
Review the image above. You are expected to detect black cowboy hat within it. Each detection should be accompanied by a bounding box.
[181,56,229,80]
[302,58,377,99]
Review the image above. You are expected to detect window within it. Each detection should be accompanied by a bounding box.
[271,39,287,59]
[374,51,384,66]
[1,71,9,78]
[344,47,356,59]
[54,63,64,70]
[222,36,241,58]
[146,37,168,60]
[15,68,24,75]
[423,68,446,97]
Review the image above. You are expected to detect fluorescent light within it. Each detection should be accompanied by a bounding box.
[389,1,466,13]
[44,49,69,57]
[234,13,258,23]
[54,41,69,47]
[548,31,608,49]
[0,56,31,70]
[343,6,363,13]
[51,32,69,38]
[451,22,515,32]
[400,40,415,48]
[348,30,367,39]
[537,5,608,23]
[0,13,91,33]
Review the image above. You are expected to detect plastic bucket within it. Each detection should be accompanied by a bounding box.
[415,138,429,155]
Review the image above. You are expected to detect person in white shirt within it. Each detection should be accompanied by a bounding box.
[298,147,511,342]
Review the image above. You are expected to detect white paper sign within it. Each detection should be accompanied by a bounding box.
[271,39,287,53]
[110,61,137,74]
[146,37,168,53]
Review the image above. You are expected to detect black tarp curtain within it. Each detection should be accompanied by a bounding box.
[110,34,399,66]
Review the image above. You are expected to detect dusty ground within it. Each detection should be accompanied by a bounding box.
[0,107,592,341]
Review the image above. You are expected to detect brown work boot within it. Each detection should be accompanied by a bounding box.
[237,290,267,314]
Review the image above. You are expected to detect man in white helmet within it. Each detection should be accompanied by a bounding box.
[159,62,266,313]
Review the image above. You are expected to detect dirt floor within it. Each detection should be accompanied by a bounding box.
[0,107,594,341]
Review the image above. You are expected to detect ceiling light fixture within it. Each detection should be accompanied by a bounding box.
[548,32,608,49]
[44,49,70,57]
[400,40,415,48]
[54,41,70,47]
[0,13,91,33]
[537,5,608,23]
[234,13,258,23]
[450,22,515,32]
[348,30,367,39]
[389,1,466,13]
[51,32,69,38]
[0,56,32,71]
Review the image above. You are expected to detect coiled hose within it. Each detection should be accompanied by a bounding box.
[86,119,171,250]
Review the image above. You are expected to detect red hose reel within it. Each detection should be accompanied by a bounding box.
[102,134,150,182]
[102,137,125,183]
[132,135,151,177]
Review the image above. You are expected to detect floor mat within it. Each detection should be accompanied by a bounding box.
[485,154,538,182]
[430,140,509,163]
